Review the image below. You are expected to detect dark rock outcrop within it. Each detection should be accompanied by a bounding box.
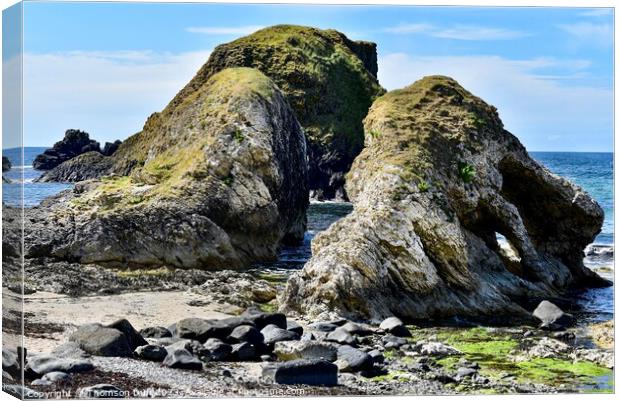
[33,129,101,170]
[2,156,11,172]
[282,76,609,324]
[23,68,309,270]
[102,140,122,156]
[36,152,114,183]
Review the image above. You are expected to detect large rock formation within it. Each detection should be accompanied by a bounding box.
[282,76,609,324]
[43,25,384,199]
[33,129,102,170]
[177,25,384,199]
[24,67,308,269]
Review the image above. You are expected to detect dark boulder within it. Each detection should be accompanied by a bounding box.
[262,359,338,386]
[379,317,411,337]
[227,325,264,345]
[336,345,373,372]
[139,326,172,339]
[134,345,167,362]
[203,338,232,362]
[261,324,300,346]
[230,342,256,361]
[107,319,147,350]
[241,308,287,330]
[162,349,203,370]
[68,324,132,357]
[326,328,357,345]
[176,318,247,342]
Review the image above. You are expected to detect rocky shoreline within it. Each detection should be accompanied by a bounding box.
[2,23,614,397]
[2,280,614,398]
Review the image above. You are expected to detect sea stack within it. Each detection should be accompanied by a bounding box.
[24,68,308,269]
[281,76,609,324]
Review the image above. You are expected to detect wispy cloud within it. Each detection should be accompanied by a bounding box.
[384,23,529,41]
[384,23,434,34]
[579,9,613,17]
[186,25,265,35]
[378,53,612,151]
[557,22,612,47]
[23,50,212,146]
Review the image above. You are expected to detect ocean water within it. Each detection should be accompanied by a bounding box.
[2,147,73,207]
[531,152,613,245]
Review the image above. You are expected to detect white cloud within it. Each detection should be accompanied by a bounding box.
[557,22,612,47]
[377,53,612,152]
[23,50,212,146]
[383,23,529,40]
[186,25,265,35]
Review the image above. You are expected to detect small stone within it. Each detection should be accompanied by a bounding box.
[533,301,575,330]
[413,341,461,356]
[456,367,477,380]
[203,338,232,362]
[162,349,203,370]
[341,322,374,336]
[286,320,304,336]
[326,328,357,345]
[379,317,411,337]
[230,342,256,361]
[273,340,338,362]
[382,335,407,347]
[228,325,264,345]
[368,349,384,364]
[134,345,167,362]
[308,322,338,332]
[42,371,71,384]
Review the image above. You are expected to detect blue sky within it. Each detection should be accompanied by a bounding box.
[3,2,614,151]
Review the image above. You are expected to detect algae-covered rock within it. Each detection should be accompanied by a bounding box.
[25,67,308,270]
[164,24,384,199]
[282,75,609,323]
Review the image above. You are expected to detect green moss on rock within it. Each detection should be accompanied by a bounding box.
[165,24,385,198]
